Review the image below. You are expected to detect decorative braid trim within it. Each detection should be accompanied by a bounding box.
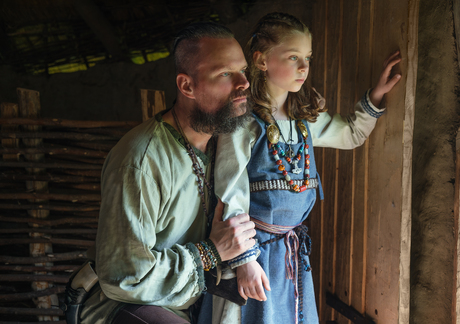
[250,178,318,192]
[362,89,385,118]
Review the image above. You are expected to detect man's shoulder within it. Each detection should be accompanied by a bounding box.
[103,117,176,174]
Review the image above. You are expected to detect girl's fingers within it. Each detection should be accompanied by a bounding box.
[312,87,326,109]
[387,57,402,69]
[245,287,253,300]
[239,285,248,300]
[254,284,267,301]
[382,57,401,77]
[241,284,265,301]
[386,74,402,90]
[383,51,400,67]
[262,272,271,291]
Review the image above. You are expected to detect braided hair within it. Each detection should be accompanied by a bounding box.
[244,12,327,124]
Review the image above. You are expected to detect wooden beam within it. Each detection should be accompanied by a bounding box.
[352,0,373,317]
[0,251,88,264]
[453,4,460,322]
[71,0,125,60]
[0,117,139,128]
[141,89,166,121]
[324,0,341,321]
[365,0,417,322]
[17,87,58,321]
[309,0,327,319]
[399,1,419,323]
[1,103,20,161]
[454,127,460,324]
[453,0,460,70]
[0,286,66,302]
[0,307,63,316]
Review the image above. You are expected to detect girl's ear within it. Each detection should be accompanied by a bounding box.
[176,73,195,99]
[253,51,267,71]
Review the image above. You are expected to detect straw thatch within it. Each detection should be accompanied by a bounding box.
[0,0,253,74]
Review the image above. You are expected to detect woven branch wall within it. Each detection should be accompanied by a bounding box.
[0,87,146,323]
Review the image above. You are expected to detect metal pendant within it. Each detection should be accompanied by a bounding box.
[297,121,309,138]
[292,160,302,174]
[267,124,280,144]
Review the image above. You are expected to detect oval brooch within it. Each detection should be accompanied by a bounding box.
[266,124,280,144]
[297,121,309,139]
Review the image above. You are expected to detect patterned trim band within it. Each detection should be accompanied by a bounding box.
[361,90,385,118]
[250,178,318,192]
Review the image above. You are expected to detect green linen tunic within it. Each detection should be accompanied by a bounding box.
[81,112,209,323]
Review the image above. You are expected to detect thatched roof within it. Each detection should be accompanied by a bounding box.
[0,0,255,74]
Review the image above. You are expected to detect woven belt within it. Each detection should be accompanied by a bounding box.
[251,217,312,324]
[250,178,318,192]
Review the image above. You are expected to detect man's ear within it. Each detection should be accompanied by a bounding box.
[253,51,267,71]
[176,73,195,99]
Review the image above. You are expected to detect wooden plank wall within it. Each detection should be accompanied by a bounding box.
[308,0,418,323]
[453,2,460,322]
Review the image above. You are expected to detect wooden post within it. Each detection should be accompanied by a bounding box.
[399,1,419,323]
[310,1,418,323]
[17,88,58,321]
[453,2,460,321]
[454,128,460,324]
[1,103,20,161]
[140,89,166,121]
[453,0,460,70]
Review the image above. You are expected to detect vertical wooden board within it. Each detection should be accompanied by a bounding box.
[335,1,359,323]
[17,88,58,321]
[322,0,341,321]
[454,0,460,69]
[455,129,460,324]
[1,103,20,161]
[309,146,323,312]
[351,0,374,316]
[399,1,418,323]
[310,0,327,320]
[365,0,409,323]
[140,89,166,121]
[311,0,326,96]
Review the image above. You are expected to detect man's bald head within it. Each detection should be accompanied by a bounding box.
[173,22,234,77]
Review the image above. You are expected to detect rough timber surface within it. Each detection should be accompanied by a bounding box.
[310,0,416,323]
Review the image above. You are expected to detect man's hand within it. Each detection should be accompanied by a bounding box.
[370,51,402,107]
[208,200,256,261]
[236,260,271,301]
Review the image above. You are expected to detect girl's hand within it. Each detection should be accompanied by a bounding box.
[370,51,402,107]
[236,260,271,301]
[312,87,326,110]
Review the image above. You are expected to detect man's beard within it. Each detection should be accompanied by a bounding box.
[189,90,252,135]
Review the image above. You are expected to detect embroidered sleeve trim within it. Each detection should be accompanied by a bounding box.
[362,89,385,118]
[227,243,261,269]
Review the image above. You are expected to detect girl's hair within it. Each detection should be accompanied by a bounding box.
[245,12,327,124]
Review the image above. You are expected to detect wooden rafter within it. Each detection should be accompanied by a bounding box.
[70,0,125,60]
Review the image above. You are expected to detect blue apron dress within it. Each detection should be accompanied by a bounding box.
[198,114,322,324]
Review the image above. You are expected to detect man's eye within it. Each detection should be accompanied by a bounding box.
[289,56,298,61]
[221,72,230,77]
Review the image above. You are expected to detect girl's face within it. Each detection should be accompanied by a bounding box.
[264,32,312,98]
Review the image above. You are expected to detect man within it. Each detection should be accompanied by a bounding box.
[79,22,256,323]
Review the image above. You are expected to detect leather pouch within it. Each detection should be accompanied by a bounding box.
[203,264,247,306]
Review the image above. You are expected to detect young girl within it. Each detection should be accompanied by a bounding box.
[198,12,401,324]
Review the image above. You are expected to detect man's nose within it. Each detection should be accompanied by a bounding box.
[235,73,250,90]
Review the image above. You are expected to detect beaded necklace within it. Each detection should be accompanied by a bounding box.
[171,108,214,223]
[267,119,311,193]
[278,116,295,158]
